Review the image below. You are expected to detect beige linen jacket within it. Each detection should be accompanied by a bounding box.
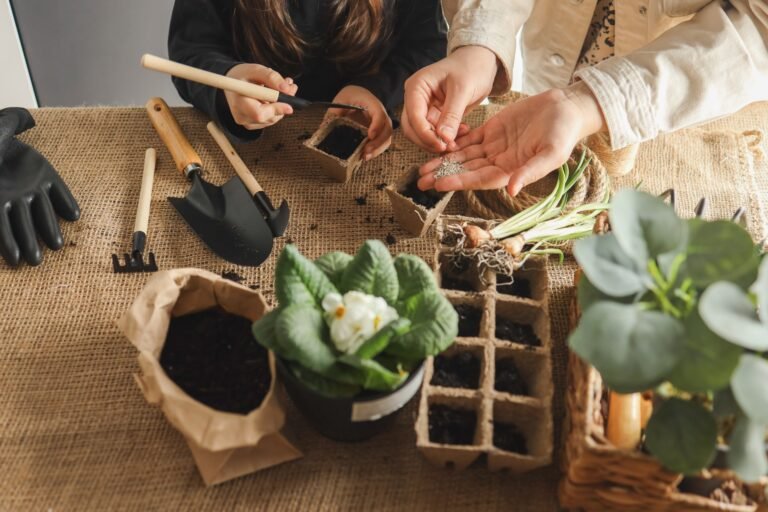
[444,0,768,148]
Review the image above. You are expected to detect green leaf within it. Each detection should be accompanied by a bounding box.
[751,256,768,324]
[700,281,768,351]
[568,302,685,393]
[251,309,281,351]
[685,219,760,288]
[573,233,649,297]
[731,354,768,424]
[609,189,687,267]
[315,251,353,289]
[287,361,361,398]
[338,355,407,391]
[341,240,399,304]
[394,254,437,301]
[668,310,741,393]
[387,291,458,360]
[274,303,337,374]
[727,415,768,483]
[577,272,636,311]
[355,318,412,360]
[275,244,338,307]
[645,398,718,475]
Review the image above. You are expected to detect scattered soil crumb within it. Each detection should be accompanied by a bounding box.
[388,216,395,224]
[248,284,260,290]
[286,238,295,244]
[221,270,245,283]
[365,216,373,224]
[310,224,318,230]
[297,132,311,141]
[375,183,388,191]
[385,233,397,246]
[336,209,343,214]
[355,195,368,206]
[273,142,284,152]
[68,241,77,247]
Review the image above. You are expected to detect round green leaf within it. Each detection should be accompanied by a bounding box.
[645,398,718,475]
[700,282,768,351]
[685,219,760,288]
[315,251,353,289]
[276,244,339,307]
[751,256,768,324]
[568,302,685,393]
[275,303,337,373]
[573,233,649,297]
[727,415,768,483]
[577,272,635,311]
[668,310,741,392]
[731,354,768,424]
[609,189,687,266]
[341,240,399,304]
[393,254,437,301]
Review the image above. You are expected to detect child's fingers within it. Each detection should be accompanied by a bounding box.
[236,98,293,126]
[363,108,392,160]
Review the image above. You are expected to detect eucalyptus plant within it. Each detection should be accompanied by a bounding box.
[569,188,767,482]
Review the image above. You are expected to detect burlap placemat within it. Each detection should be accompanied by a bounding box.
[1,101,766,511]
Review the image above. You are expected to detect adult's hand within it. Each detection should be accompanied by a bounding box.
[402,46,499,153]
[224,63,298,130]
[417,82,607,196]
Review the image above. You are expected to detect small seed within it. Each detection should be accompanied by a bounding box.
[434,159,467,179]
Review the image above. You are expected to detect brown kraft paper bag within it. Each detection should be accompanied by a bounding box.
[117,268,303,485]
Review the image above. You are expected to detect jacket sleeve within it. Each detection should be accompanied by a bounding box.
[348,0,448,114]
[442,0,535,95]
[168,0,260,141]
[575,0,768,149]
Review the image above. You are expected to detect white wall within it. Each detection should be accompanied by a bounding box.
[0,0,37,108]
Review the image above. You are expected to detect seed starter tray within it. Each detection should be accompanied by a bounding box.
[303,116,368,183]
[415,216,553,473]
[386,166,454,237]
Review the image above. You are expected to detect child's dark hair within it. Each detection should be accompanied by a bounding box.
[232,0,393,76]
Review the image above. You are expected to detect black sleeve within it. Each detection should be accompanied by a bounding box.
[168,0,261,141]
[348,0,447,116]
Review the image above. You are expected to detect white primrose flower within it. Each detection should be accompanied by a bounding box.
[321,291,399,354]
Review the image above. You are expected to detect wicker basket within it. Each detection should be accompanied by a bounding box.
[559,266,767,512]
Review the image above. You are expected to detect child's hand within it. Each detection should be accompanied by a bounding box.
[224,64,299,130]
[326,86,392,161]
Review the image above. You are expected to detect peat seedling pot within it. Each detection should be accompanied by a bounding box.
[304,116,368,183]
[276,357,425,442]
[386,166,454,237]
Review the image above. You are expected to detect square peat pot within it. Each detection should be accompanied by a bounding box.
[386,166,454,237]
[304,116,368,183]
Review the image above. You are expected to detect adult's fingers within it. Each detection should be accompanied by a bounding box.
[9,200,42,266]
[435,81,474,144]
[32,192,64,250]
[434,165,511,192]
[403,80,446,152]
[0,207,20,267]
[50,178,81,221]
[495,147,564,196]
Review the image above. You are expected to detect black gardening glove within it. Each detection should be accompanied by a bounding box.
[0,107,81,267]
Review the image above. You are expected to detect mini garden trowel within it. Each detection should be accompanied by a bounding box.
[142,54,365,112]
[146,97,273,267]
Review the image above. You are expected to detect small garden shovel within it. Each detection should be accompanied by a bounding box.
[146,98,273,267]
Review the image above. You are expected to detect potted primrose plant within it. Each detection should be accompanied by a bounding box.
[252,240,459,441]
[568,189,767,499]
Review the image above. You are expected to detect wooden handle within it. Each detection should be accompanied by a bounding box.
[206,122,262,194]
[606,392,643,450]
[142,54,279,103]
[134,148,156,234]
[145,97,201,176]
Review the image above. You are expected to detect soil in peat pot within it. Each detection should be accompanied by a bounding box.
[431,352,481,389]
[493,421,528,454]
[454,304,483,337]
[400,180,443,209]
[441,258,475,292]
[494,358,529,396]
[496,277,532,299]
[160,308,270,415]
[316,125,365,160]
[495,316,541,347]
[429,404,477,445]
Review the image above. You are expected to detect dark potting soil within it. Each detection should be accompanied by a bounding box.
[454,304,482,337]
[495,358,529,396]
[355,195,368,205]
[401,180,443,209]
[441,274,474,292]
[431,351,481,389]
[496,278,532,299]
[316,125,365,160]
[493,421,528,454]
[495,316,541,346]
[428,404,477,445]
[160,308,270,415]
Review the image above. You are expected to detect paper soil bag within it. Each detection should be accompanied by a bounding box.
[117,268,302,485]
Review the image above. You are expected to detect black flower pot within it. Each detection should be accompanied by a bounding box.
[276,358,425,442]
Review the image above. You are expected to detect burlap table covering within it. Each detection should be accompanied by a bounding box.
[1,101,766,511]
